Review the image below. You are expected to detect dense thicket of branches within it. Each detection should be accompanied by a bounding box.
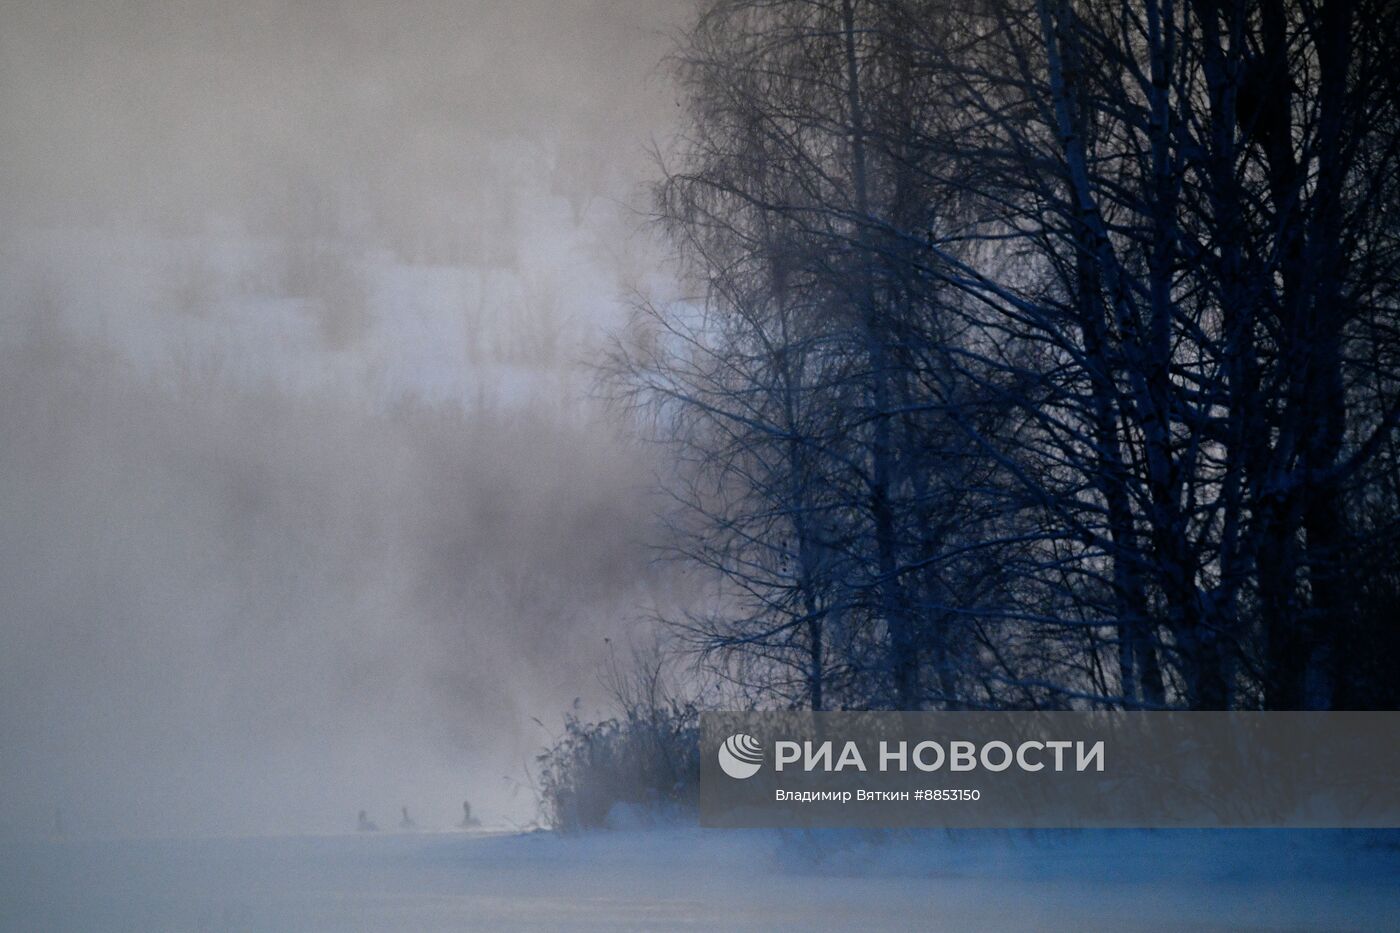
[615,0,1400,710]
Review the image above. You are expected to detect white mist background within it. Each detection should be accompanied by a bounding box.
[0,0,688,837]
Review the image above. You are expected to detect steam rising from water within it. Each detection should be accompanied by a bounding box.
[0,0,686,837]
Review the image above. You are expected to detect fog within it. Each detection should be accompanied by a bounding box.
[0,0,688,838]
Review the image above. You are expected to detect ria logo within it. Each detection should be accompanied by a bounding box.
[718,733,764,779]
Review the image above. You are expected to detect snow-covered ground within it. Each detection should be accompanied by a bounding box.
[3,827,1398,931]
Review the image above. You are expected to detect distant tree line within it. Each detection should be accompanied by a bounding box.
[612,0,1400,711]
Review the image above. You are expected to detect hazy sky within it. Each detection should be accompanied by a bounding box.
[0,0,691,836]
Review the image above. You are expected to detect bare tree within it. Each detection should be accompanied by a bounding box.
[621,0,1400,713]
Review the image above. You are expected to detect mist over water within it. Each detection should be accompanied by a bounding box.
[0,0,687,837]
